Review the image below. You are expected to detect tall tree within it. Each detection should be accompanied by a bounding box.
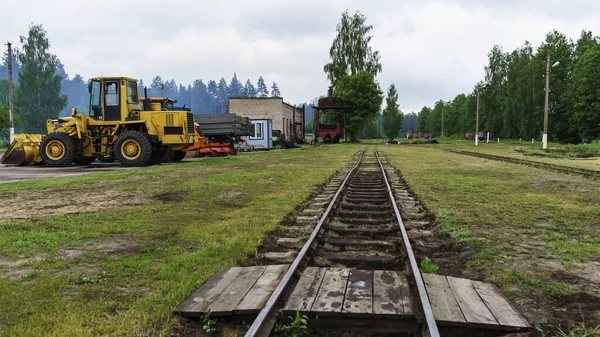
[333,71,383,139]
[244,79,257,97]
[382,84,403,141]
[271,82,281,97]
[15,24,67,133]
[256,76,269,97]
[229,73,244,97]
[149,76,164,97]
[416,106,431,132]
[217,77,229,113]
[324,10,382,87]
[566,44,600,141]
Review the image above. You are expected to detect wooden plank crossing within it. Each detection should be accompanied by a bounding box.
[174,265,288,317]
[284,267,415,320]
[423,274,531,331]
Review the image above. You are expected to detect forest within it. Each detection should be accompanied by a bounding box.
[0,25,282,137]
[414,30,600,143]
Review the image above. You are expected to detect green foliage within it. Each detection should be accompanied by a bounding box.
[200,310,217,333]
[324,10,382,87]
[550,281,575,297]
[566,44,600,141]
[420,257,439,274]
[274,310,310,337]
[382,84,403,141]
[333,71,383,138]
[15,23,67,133]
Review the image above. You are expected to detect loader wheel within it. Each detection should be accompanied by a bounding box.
[114,131,153,167]
[73,156,96,165]
[172,151,186,162]
[147,147,171,165]
[40,132,76,167]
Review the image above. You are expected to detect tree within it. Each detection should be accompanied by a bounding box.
[244,79,257,97]
[416,106,431,132]
[271,82,281,97]
[256,76,269,97]
[324,10,382,87]
[217,78,229,113]
[382,84,403,141]
[333,71,383,139]
[15,24,67,133]
[149,76,164,97]
[566,44,600,141]
[229,73,244,97]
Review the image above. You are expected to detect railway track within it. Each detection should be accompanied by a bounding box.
[244,151,439,337]
[175,151,532,336]
[444,149,600,179]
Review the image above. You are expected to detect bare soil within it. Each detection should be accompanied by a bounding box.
[0,189,151,223]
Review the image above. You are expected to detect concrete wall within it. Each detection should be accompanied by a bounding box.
[229,98,304,141]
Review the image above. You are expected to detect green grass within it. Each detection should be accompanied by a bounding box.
[0,145,364,337]
[378,145,600,328]
[419,257,439,274]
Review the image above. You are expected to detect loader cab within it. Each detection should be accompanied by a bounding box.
[88,77,140,122]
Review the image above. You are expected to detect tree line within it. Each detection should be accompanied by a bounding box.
[415,30,600,143]
[0,24,282,137]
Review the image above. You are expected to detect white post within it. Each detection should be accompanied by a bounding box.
[497,138,500,143]
[7,41,14,144]
[486,132,490,144]
[532,138,534,143]
[543,49,550,150]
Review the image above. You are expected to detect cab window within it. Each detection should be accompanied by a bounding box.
[127,81,139,104]
[90,80,102,118]
[105,82,119,106]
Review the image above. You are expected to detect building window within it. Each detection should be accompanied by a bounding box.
[255,123,262,138]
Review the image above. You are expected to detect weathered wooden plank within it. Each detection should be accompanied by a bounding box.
[284,267,327,314]
[472,280,531,330]
[422,274,466,326]
[447,276,499,328]
[373,270,414,318]
[173,267,238,316]
[207,266,267,314]
[235,265,289,314]
[310,268,350,315]
[342,269,373,316]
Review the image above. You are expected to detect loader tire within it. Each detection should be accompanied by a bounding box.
[114,131,153,167]
[172,151,186,162]
[73,156,96,165]
[40,132,77,167]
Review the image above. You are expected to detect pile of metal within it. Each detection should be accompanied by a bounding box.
[194,114,253,137]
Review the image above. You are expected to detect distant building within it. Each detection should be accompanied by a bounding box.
[228,97,305,143]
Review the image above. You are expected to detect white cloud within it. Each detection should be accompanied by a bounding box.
[1,0,599,112]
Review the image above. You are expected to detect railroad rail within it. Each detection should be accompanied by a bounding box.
[244,151,438,337]
[444,149,600,179]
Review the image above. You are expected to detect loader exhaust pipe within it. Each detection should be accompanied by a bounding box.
[142,87,151,111]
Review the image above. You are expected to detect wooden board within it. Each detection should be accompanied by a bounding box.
[207,266,267,314]
[284,267,326,314]
[423,274,466,326]
[310,268,350,315]
[174,267,240,316]
[373,270,413,318]
[447,276,498,328]
[235,265,289,314]
[343,269,373,317]
[471,280,531,330]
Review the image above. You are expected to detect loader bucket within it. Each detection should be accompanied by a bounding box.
[0,134,45,166]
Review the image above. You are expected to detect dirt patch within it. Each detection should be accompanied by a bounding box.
[0,236,144,279]
[0,189,151,223]
[154,191,187,203]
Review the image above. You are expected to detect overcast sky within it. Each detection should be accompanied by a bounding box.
[2,0,600,113]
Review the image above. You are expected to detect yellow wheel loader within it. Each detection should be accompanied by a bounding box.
[0,77,198,167]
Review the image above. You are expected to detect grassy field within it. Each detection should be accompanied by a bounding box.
[0,145,363,337]
[379,145,600,334]
[431,139,600,171]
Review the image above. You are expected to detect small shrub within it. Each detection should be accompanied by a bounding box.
[274,310,310,337]
[420,257,439,274]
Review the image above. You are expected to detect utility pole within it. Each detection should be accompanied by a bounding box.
[475,88,479,146]
[441,104,444,137]
[543,49,550,150]
[7,41,14,144]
